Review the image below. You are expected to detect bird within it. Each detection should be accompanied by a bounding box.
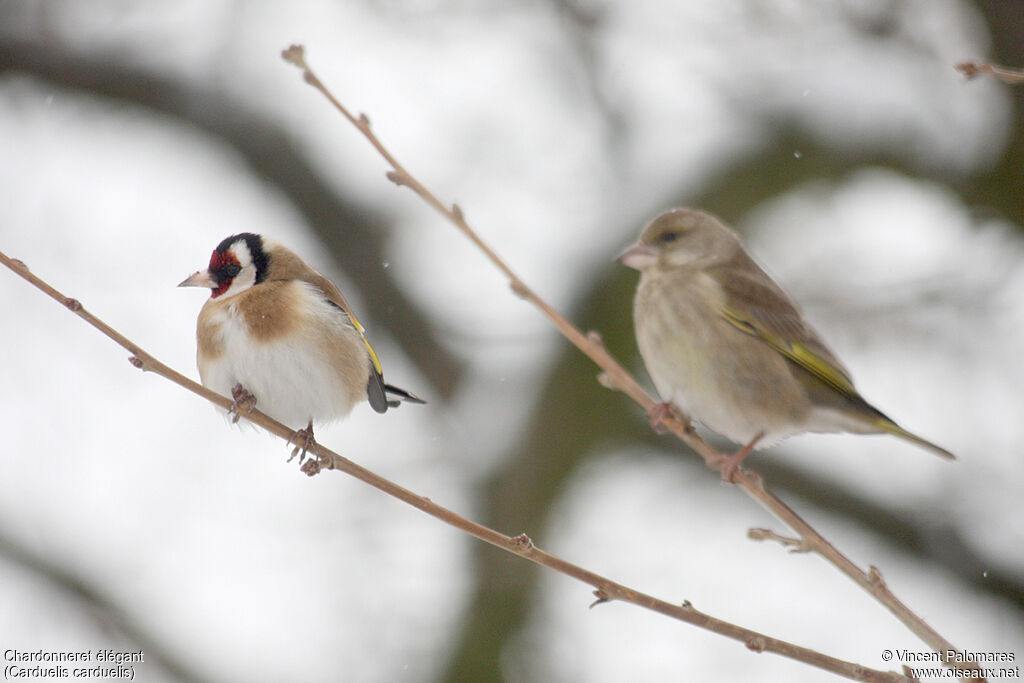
[617,208,954,481]
[179,232,424,460]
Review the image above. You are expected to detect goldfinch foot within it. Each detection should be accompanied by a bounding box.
[299,454,328,477]
[229,384,257,424]
[288,421,320,464]
[712,432,764,483]
[647,401,689,434]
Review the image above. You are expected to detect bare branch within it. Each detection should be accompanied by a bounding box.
[280,44,984,682]
[748,527,811,553]
[1,248,910,683]
[956,60,1024,84]
[0,36,462,398]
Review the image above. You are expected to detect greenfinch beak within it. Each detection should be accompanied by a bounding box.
[617,241,658,270]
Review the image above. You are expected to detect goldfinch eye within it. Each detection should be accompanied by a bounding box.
[220,264,241,280]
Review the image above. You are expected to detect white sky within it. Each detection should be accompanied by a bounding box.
[1,1,1022,682]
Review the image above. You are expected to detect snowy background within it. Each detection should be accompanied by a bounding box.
[1,1,1022,681]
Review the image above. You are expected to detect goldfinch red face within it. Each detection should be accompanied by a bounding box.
[179,233,269,299]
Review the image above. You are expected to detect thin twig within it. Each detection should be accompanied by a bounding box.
[748,527,811,553]
[280,44,983,682]
[956,60,1024,85]
[1,249,907,683]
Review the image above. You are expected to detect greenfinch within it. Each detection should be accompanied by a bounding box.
[618,208,954,480]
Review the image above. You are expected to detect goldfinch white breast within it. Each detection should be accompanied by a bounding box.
[179,233,424,442]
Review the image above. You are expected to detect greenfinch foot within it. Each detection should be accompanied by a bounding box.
[712,431,764,483]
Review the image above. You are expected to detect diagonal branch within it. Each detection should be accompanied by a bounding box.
[280,44,984,682]
[0,36,461,398]
[1,248,910,683]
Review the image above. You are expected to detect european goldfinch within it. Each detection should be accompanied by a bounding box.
[618,208,954,480]
[179,233,424,457]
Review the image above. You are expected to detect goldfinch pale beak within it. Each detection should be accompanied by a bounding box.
[616,241,658,270]
[178,270,217,288]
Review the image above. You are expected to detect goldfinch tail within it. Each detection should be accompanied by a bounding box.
[367,373,426,414]
[384,383,426,407]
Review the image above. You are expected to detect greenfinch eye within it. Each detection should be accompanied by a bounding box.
[660,231,679,244]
